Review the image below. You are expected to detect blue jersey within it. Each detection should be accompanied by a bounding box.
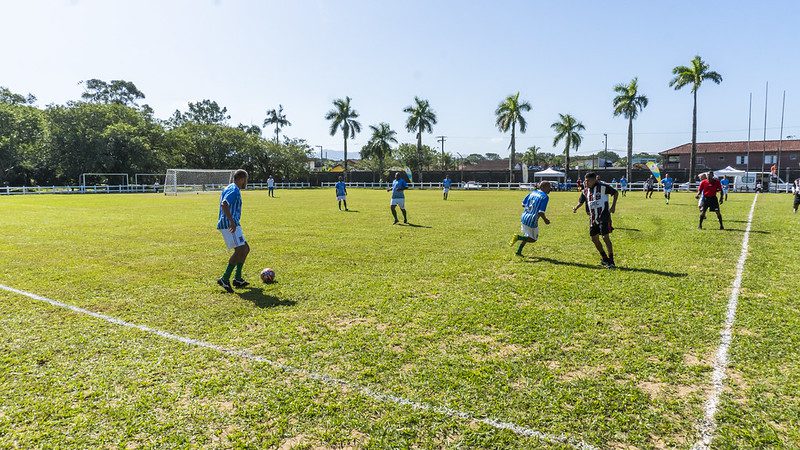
[391,179,408,199]
[721,178,730,190]
[620,178,628,187]
[335,181,346,196]
[521,190,549,228]
[217,183,242,229]
[443,178,452,188]
[662,177,674,190]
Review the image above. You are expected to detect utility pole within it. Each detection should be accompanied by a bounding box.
[437,135,447,170]
[602,133,608,170]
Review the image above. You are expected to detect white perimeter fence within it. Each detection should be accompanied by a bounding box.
[1,181,793,195]
[0,182,310,195]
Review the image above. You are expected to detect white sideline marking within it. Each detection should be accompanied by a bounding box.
[692,194,759,450]
[0,284,596,450]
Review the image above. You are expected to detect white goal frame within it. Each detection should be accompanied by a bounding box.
[164,169,236,195]
[80,173,129,189]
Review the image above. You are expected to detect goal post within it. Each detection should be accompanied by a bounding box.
[164,169,236,195]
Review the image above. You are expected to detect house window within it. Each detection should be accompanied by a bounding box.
[719,156,724,160]
[790,153,798,161]
[736,155,749,165]
[697,157,705,165]
[764,155,777,164]
[668,156,680,163]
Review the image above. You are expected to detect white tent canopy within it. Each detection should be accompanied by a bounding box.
[533,168,566,179]
[714,166,746,177]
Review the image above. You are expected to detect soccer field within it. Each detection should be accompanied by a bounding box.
[1,189,798,449]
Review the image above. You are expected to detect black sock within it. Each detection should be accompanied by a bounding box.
[391,209,398,221]
[401,209,407,222]
[599,250,608,261]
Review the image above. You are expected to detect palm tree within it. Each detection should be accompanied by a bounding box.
[551,114,585,174]
[522,145,541,166]
[669,55,723,179]
[403,97,437,183]
[495,92,532,182]
[325,97,361,178]
[361,122,397,178]
[612,78,649,181]
[263,104,291,143]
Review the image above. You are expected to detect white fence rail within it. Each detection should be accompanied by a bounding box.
[0,182,311,195]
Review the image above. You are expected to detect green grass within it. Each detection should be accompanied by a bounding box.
[0,188,796,448]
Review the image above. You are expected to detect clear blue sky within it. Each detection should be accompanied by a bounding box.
[3,0,799,158]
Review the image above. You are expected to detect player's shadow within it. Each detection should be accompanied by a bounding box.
[402,223,432,229]
[726,220,749,223]
[236,287,296,308]
[724,228,770,234]
[615,227,641,232]
[527,256,688,278]
[343,209,359,213]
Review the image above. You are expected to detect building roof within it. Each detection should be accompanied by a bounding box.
[660,139,800,155]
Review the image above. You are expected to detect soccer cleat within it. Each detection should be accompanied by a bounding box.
[515,251,524,257]
[233,279,249,288]
[510,234,519,246]
[393,219,399,225]
[217,278,234,293]
[601,259,611,268]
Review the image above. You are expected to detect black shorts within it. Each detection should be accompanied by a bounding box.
[794,194,800,208]
[646,186,654,192]
[589,216,613,237]
[703,195,720,212]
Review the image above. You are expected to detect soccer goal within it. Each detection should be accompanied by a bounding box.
[164,169,236,195]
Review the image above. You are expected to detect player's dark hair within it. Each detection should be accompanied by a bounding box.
[585,172,597,179]
[233,169,248,181]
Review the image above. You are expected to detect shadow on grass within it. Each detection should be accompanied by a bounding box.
[402,223,432,229]
[236,286,297,308]
[527,256,688,278]
[723,228,770,234]
[342,209,359,213]
[615,227,642,232]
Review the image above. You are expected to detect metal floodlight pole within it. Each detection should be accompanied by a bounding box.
[777,90,786,183]
[762,82,769,175]
[746,93,752,177]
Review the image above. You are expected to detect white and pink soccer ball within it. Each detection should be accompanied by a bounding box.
[260,268,276,283]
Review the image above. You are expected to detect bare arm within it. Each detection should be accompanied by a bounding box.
[221,201,236,232]
[539,211,550,225]
[610,191,619,214]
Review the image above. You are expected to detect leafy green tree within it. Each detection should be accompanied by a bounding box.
[521,145,540,166]
[495,92,531,182]
[0,86,36,105]
[613,77,649,181]
[437,152,456,171]
[403,97,437,182]
[669,55,723,179]
[465,153,486,165]
[396,143,436,172]
[325,96,361,178]
[484,152,501,161]
[551,113,585,172]
[236,124,262,136]
[360,122,397,177]
[263,104,291,143]
[0,103,47,185]
[170,100,231,126]
[80,79,145,106]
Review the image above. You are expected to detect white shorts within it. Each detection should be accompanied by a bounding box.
[390,198,405,208]
[722,188,729,194]
[337,195,346,201]
[443,187,450,193]
[220,226,246,250]
[520,224,539,241]
[664,188,673,193]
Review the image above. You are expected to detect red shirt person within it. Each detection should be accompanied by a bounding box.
[696,172,724,229]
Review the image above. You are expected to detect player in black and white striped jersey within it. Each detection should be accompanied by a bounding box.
[573,172,619,268]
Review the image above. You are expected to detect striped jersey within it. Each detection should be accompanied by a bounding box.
[443,178,452,188]
[662,177,674,190]
[521,190,549,228]
[335,181,346,196]
[391,179,408,199]
[267,177,274,187]
[217,183,243,230]
[579,181,617,225]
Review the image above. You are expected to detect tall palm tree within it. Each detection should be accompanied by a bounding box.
[551,114,585,175]
[403,97,437,183]
[612,78,649,181]
[669,55,723,179]
[523,145,541,166]
[325,97,361,178]
[263,104,291,143]
[495,92,532,182]
[361,122,397,178]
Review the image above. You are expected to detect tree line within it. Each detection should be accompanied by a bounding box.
[0,80,313,186]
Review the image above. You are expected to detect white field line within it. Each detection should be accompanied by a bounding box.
[692,193,759,450]
[0,284,596,450]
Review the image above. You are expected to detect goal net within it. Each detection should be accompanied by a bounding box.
[164,169,236,195]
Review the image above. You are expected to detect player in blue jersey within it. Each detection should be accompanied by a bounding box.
[443,175,452,200]
[662,174,674,205]
[216,169,250,293]
[720,176,730,201]
[510,181,552,256]
[335,176,348,211]
[619,176,628,197]
[387,172,408,224]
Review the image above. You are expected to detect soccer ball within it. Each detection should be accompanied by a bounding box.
[260,268,276,284]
